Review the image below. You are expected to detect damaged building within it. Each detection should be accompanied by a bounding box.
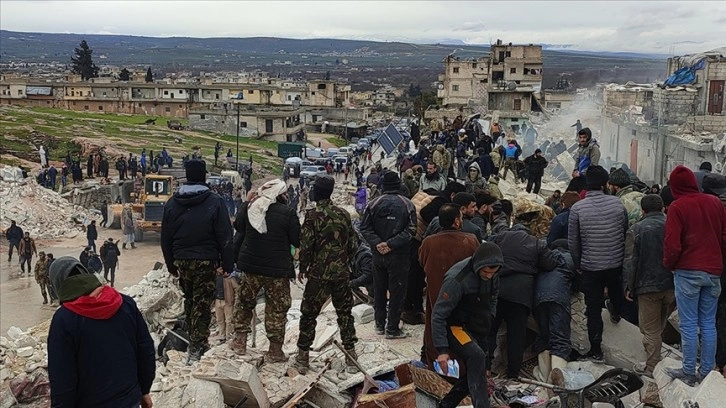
[599,47,726,184]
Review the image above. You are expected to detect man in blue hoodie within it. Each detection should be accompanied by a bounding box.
[161,159,234,364]
[48,256,155,407]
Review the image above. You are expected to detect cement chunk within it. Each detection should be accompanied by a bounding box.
[181,378,225,408]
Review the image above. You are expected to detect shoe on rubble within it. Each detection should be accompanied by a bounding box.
[345,347,359,374]
[385,329,408,340]
[633,362,654,378]
[605,299,621,324]
[578,350,604,363]
[375,325,385,336]
[665,367,700,387]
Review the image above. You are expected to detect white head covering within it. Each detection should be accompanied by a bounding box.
[248,179,288,234]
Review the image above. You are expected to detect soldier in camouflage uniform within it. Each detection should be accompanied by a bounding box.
[293,176,360,374]
[513,197,556,239]
[34,252,50,304]
[161,160,234,365]
[608,168,645,227]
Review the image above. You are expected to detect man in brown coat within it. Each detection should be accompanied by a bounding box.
[418,203,479,367]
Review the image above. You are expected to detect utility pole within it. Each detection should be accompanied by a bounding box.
[236,102,240,172]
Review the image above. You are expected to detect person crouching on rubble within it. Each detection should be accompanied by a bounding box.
[47,256,155,408]
[432,242,503,408]
[231,178,300,363]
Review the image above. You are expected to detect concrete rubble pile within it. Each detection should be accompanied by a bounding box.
[0,166,96,239]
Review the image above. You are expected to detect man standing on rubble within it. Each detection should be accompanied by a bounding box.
[432,242,503,408]
[573,128,600,177]
[294,176,360,374]
[419,204,479,366]
[161,159,234,364]
[5,220,23,263]
[19,232,37,278]
[231,179,300,363]
[568,166,628,362]
[663,165,725,386]
[524,149,548,194]
[360,171,417,339]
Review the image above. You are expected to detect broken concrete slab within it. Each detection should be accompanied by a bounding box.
[181,378,225,408]
[193,359,270,408]
[352,304,374,324]
[151,387,184,408]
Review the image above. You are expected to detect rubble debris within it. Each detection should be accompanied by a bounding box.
[0,170,96,239]
[654,356,726,408]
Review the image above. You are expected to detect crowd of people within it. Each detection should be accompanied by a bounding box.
[7,118,725,407]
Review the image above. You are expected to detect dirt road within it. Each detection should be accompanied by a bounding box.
[1,229,167,334]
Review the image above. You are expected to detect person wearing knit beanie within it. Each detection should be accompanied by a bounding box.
[184,159,207,184]
[585,165,609,191]
[381,171,402,192]
[608,168,630,189]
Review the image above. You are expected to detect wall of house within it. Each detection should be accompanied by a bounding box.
[687,115,726,132]
[488,92,532,112]
[653,88,698,125]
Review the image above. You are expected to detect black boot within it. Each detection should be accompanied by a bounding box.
[42,294,48,305]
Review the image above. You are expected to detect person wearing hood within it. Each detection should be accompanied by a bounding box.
[47,256,155,407]
[161,159,234,364]
[490,224,558,378]
[694,161,712,192]
[432,144,452,179]
[360,171,417,339]
[663,165,725,386]
[533,240,575,382]
[420,162,447,192]
[402,168,420,199]
[432,242,503,408]
[419,204,480,367]
[464,162,487,194]
[608,168,645,227]
[573,128,601,177]
[231,178,300,363]
[524,149,548,194]
[568,166,628,362]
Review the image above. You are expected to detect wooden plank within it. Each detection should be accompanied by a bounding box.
[357,383,416,408]
[394,363,472,406]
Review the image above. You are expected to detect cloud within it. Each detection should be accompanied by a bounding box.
[0,0,720,54]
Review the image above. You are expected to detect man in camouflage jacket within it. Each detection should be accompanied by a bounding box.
[34,252,50,304]
[294,176,360,374]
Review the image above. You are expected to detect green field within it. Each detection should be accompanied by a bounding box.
[0,106,283,175]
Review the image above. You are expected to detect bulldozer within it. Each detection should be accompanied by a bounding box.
[133,174,174,242]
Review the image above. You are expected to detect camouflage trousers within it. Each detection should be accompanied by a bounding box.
[297,278,357,351]
[233,273,291,344]
[502,158,518,180]
[36,276,51,302]
[174,260,217,347]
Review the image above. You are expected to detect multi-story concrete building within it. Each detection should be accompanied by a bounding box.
[434,39,543,135]
[598,47,726,184]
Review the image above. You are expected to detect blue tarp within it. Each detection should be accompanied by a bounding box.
[663,58,705,87]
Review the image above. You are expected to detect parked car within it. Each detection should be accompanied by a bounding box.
[333,156,349,167]
[326,148,340,158]
[206,176,230,187]
[300,166,327,180]
[284,157,304,178]
[338,146,354,157]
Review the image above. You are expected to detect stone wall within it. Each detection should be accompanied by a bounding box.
[688,115,726,133]
[653,88,698,125]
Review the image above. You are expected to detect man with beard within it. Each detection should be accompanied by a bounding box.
[573,128,601,177]
[420,162,446,192]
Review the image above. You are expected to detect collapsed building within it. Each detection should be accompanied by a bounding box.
[598,47,726,185]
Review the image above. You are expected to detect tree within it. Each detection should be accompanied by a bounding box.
[118,68,131,81]
[145,67,153,83]
[413,91,439,116]
[70,40,99,80]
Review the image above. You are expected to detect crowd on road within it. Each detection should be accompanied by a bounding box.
[4,118,725,408]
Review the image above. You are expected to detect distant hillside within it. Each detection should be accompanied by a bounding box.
[0,30,667,89]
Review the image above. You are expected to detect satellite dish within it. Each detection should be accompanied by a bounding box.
[437,83,444,90]
[506,81,517,91]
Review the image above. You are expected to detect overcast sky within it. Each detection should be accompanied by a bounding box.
[1,1,724,54]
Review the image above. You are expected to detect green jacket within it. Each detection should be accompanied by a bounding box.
[616,186,645,227]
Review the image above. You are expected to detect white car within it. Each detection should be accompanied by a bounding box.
[300,165,327,180]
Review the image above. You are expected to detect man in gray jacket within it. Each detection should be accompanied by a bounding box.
[568,165,628,362]
[432,242,503,408]
[623,195,674,377]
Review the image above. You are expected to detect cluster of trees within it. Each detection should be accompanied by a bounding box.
[70,40,153,83]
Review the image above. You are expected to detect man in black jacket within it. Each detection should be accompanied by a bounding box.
[360,171,417,339]
[432,242,503,408]
[161,160,234,364]
[623,195,674,377]
[490,224,558,378]
[524,149,548,194]
[100,238,121,287]
[86,220,98,252]
[5,220,23,262]
[231,178,300,363]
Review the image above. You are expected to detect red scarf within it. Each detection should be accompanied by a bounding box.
[63,285,123,320]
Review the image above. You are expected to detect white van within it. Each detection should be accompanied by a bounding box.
[338,147,352,157]
[220,170,244,190]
